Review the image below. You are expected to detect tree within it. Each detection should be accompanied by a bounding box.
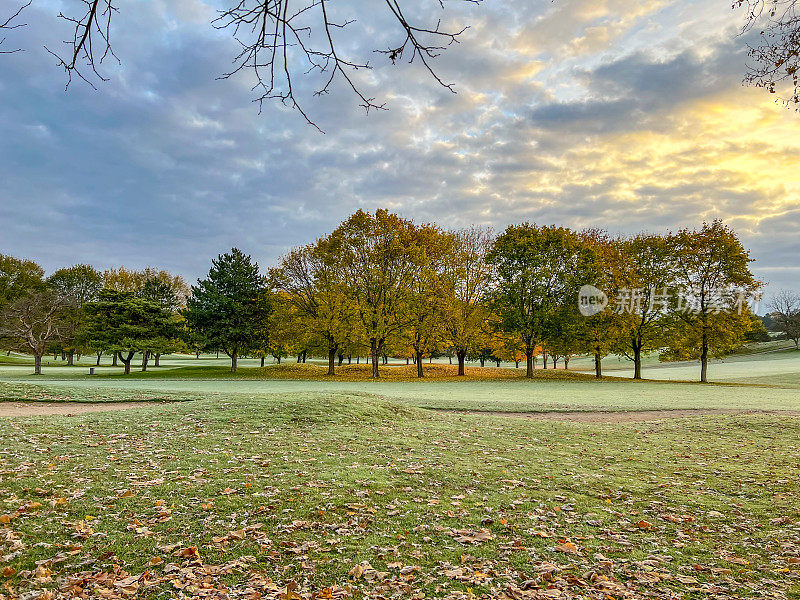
[272,243,352,376]
[664,221,762,382]
[184,248,271,372]
[0,290,68,375]
[488,224,595,378]
[103,267,147,292]
[737,0,800,108]
[403,224,451,378]
[46,264,103,365]
[769,289,800,347]
[440,227,495,376]
[139,268,189,366]
[2,0,476,128]
[0,254,44,311]
[614,234,673,379]
[326,210,418,378]
[83,290,175,374]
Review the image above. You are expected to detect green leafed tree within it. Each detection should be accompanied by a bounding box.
[488,224,595,378]
[46,264,104,365]
[184,248,271,372]
[83,290,175,374]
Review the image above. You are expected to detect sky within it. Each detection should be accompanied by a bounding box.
[0,0,798,302]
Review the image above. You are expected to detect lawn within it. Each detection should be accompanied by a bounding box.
[1,353,800,599]
[0,392,798,599]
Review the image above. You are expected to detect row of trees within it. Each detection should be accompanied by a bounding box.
[0,261,188,374]
[0,210,781,382]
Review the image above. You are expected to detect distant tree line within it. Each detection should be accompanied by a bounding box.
[0,211,778,382]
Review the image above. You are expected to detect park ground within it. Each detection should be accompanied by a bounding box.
[0,345,799,599]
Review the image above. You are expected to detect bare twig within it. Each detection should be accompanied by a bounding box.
[43,0,120,89]
[0,1,30,54]
[212,0,480,129]
[735,0,800,107]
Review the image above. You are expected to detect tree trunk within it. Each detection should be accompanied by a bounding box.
[448,355,452,364]
[594,352,602,379]
[328,348,336,376]
[457,349,466,376]
[216,350,219,359]
[356,356,359,364]
[196,351,200,358]
[496,359,501,367]
[416,350,424,378]
[370,339,380,378]
[338,353,344,366]
[260,356,265,367]
[515,360,519,368]
[96,351,102,366]
[302,350,307,363]
[700,331,709,383]
[297,353,302,363]
[348,355,352,364]
[141,351,149,372]
[525,346,534,378]
[119,352,133,375]
[276,356,282,364]
[155,353,161,367]
[34,353,42,375]
[67,351,74,365]
[112,353,118,366]
[480,356,485,367]
[633,340,642,380]
[542,353,548,369]
[406,357,409,365]
[564,357,570,370]
[231,350,238,373]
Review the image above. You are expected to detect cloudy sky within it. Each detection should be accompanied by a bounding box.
[1,0,798,299]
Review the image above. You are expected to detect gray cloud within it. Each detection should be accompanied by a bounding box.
[0,0,797,299]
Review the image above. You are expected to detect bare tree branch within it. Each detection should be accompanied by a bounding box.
[0,1,30,54]
[3,0,479,126]
[736,0,800,107]
[212,0,481,129]
[43,0,120,90]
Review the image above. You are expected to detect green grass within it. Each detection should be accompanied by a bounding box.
[0,392,798,599]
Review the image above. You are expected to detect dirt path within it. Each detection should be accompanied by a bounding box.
[440,408,800,423]
[0,401,171,417]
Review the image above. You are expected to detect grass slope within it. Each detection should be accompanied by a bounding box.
[0,393,797,599]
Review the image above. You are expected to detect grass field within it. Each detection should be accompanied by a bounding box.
[1,349,799,599]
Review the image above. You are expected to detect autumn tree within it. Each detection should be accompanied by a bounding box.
[272,243,352,376]
[404,224,451,378]
[768,289,800,347]
[0,290,68,375]
[613,234,674,379]
[326,210,418,378]
[440,227,495,376]
[488,224,594,378]
[663,220,761,382]
[737,0,800,108]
